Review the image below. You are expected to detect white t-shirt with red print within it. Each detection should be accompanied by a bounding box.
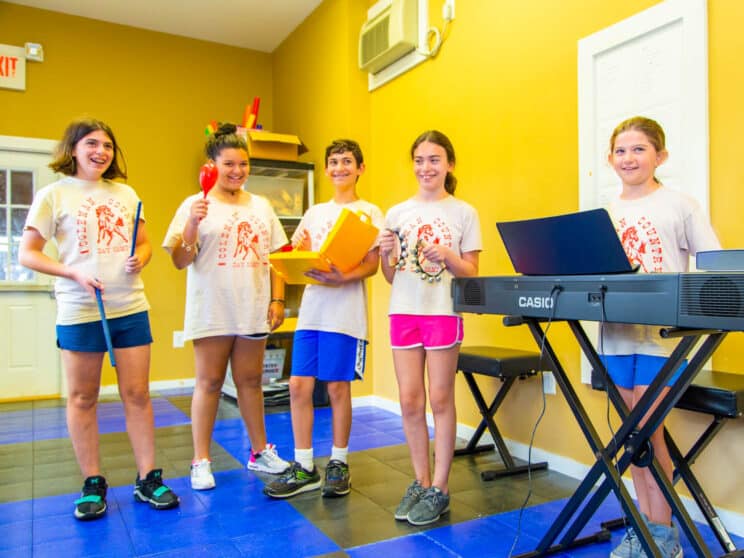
[291,199,384,341]
[24,176,149,325]
[385,195,482,316]
[163,192,287,341]
[603,185,721,356]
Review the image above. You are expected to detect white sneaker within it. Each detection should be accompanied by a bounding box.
[247,443,290,474]
[190,458,216,490]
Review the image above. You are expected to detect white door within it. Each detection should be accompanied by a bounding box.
[0,136,63,400]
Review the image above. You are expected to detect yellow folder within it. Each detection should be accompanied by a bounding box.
[270,208,379,285]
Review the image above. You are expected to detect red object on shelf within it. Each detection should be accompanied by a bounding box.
[250,96,261,127]
[199,163,218,197]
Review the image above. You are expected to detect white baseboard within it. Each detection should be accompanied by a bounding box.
[360,395,744,538]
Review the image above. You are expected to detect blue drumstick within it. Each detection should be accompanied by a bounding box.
[130,201,142,258]
[95,287,116,367]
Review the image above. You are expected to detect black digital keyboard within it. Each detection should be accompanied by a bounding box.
[453,272,744,331]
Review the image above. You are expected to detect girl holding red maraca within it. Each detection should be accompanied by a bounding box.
[163,122,290,491]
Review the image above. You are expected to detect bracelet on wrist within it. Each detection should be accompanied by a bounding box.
[181,236,197,253]
[270,298,285,305]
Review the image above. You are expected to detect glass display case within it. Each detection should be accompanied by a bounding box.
[222,158,315,399]
[246,158,315,318]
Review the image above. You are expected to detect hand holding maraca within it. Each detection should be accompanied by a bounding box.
[199,162,218,198]
[187,162,218,225]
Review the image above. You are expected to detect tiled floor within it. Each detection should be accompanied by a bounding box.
[0,389,740,557]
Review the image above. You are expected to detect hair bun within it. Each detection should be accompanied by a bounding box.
[215,122,238,137]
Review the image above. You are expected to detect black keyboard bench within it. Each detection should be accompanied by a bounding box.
[593,368,744,556]
[455,346,549,480]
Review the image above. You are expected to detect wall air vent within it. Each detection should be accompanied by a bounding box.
[358,0,418,75]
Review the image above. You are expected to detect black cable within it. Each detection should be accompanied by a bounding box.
[509,284,562,558]
[599,286,629,536]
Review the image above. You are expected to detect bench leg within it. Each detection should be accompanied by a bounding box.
[455,371,548,479]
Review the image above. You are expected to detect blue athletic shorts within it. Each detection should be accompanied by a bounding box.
[601,354,687,389]
[291,329,366,381]
[56,311,153,352]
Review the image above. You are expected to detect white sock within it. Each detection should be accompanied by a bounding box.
[295,448,314,471]
[331,446,348,464]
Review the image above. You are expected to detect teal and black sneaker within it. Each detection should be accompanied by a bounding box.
[322,459,351,498]
[74,475,108,520]
[133,469,180,510]
[263,461,321,499]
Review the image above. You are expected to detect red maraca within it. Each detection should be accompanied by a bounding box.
[199,162,218,197]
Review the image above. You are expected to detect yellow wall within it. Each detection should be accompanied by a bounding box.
[272,0,744,515]
[0,1,274,386]
[272,0,375,396]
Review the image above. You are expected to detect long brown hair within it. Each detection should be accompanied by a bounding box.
[49,118,127,179]
[410,130,457,195]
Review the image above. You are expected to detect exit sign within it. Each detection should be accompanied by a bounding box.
[0,44,26,91]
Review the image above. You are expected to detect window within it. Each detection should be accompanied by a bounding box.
[0,168,35,282]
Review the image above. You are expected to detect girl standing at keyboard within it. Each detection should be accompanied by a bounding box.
[604,116,720,558]
[379,130,482,526]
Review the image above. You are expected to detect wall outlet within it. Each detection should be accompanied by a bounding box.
[542,371,556,395]
[442,0,455,22]
[173,331,185,348]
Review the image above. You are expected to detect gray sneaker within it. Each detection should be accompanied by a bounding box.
[406,486,449,526]
[610,526,642,558]
[611,518,682,558]
[394,480,426,520]
[263,461,321,499]
[322,459,351,498]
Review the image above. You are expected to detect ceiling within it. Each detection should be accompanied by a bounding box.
[5,0,325,52]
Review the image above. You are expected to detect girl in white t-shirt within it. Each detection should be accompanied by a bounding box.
[604,116,720,558]
[19,118,179,520]
[163,123,289,491]
[379,130,482,526]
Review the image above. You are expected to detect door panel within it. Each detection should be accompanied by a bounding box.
[0,137,62,400]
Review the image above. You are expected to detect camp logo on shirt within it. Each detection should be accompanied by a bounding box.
[616,215,663,273]
[217,211,271,268]
[396,216,452,275]
[77,197,131,256]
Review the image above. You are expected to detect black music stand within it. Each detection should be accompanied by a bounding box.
[505,315,727,558]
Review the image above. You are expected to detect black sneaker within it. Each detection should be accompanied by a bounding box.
[263,461,321,499]
[74,475,108,520]
[133,469,180,510]
[322,459,350,498]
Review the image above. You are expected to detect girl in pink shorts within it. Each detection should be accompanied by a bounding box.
[379,130,482,526]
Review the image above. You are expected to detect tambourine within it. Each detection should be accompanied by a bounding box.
[387,228,408,270]
[411,239,446,283]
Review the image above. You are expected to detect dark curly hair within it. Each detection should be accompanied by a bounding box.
[205,122,248,160]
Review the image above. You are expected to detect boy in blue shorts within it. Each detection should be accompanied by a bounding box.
[263,139,383,498]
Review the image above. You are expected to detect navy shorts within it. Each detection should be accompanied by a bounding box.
[291,329,366,381]
[56,311,153,352]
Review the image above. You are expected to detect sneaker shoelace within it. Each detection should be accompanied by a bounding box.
[258,445,286,466]
[141,470,171,497]
[326,461,347,481]
[401,481,425,505]
[419,489,444,512]
[76,478,106,504]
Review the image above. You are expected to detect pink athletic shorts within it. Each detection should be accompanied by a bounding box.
[389,314,464,350]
